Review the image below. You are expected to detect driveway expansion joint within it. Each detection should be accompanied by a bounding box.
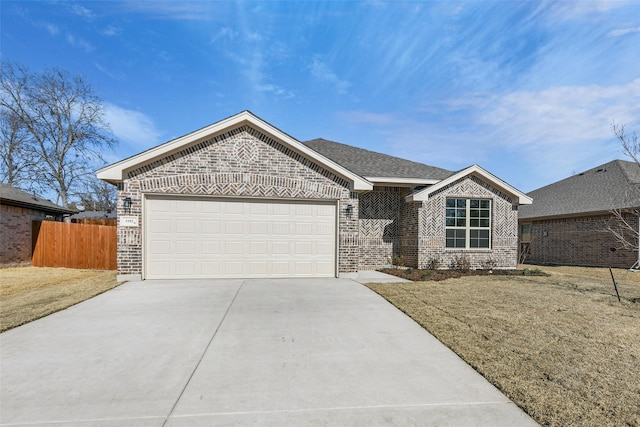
[160,280,245,427]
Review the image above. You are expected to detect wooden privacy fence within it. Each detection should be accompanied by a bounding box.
[32,221,117,270]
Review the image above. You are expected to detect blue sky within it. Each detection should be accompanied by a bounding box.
[2,0,639,192]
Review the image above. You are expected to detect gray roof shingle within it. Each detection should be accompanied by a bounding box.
[519,160,640,220]
[304,138,453,181]
[0,183,75,214]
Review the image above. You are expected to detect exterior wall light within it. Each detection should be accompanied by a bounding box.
[123,197,132,213]
[346,203,354,217]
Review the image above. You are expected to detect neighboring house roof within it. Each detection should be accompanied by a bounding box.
[0,183,75,215]
[304,138,453,185]
[97,110,373,191]
[406,165,533,205]
[69,210,117,220]
[519,160,640,220]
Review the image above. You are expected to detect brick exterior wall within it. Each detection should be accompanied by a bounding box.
[117,125,358,277]
[418,175,519,269]
[0,204,47,266]
[357,187,414,269]
[522,213,638,269]
[115,123,522,276]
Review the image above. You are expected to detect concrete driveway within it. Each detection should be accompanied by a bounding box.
[1,276,536,426]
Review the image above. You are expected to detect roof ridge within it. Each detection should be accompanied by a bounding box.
[615,159,640,185]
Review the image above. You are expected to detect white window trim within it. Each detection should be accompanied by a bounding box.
[445,198,492,250]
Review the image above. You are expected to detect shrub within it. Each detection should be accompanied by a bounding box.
[482,258,497,270]
[391,255,405,267]
[450,254,471,271]
[426,257,441,270]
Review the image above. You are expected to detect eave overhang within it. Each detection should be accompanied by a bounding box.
[97,111,373,192]
[363,177,441,188]
[405,164,533,205]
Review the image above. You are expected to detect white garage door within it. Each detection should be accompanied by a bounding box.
[145,196,337,279]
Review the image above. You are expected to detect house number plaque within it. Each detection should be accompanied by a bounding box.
[120,216,139,227]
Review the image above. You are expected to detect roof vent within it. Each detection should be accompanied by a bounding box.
[596,168,606,172]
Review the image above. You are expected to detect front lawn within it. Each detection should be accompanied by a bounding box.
[0,267,120,332]
[366,266,640,427]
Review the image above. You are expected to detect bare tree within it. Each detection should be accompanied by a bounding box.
[608,122,640,266]
[0,61,116,207]
[0,110,33,188]
[76,177,117,211]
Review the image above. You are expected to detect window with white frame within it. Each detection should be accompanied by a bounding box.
[445,198,491,249]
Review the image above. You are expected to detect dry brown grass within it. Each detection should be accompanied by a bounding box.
[367,266,640,427]
[0,267,120,332]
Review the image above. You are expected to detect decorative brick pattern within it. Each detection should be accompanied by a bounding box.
[117,125,357,276]
[115,122,522,276]
[418,175,518,269]
[0,205,48,266]
[524,214,638,268]
[358,188,402,269]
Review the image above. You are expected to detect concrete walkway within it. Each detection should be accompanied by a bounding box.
[1,277,537,426]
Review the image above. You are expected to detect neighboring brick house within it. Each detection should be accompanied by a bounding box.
[97,111,532,281]
[518,160,640,269]
[0,183,75,266]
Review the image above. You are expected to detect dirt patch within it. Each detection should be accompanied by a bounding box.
[0,267,121,332]
[366,267,640,426]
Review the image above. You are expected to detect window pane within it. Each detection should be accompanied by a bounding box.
[446,208,456,218]
[446,199,456,208]
[470,209,479,218]
[446,229,455,238]
[470,219,479,227]
[480,219,490,227]
[446,218,455,226]
[480,210,489,218]
[480,200,490,209]
[470,199,479,208]
[456,208,466,218]
[456,218,466,227]
[457,199,466,208]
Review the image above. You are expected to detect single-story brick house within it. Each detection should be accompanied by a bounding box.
[0,183,75,266]
[518,160,640,269]
[97,111,532,281]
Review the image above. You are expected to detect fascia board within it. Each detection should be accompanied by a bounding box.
[406,165,533,205]
[364,177,440,187]
[97,111,373,191]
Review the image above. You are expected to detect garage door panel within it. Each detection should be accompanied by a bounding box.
[202,220,220,234]
[145,197,336,279]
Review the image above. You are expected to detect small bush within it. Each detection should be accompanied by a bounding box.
[482,258,497,270]
[426,257,441,270]
[523,268,545,276]
[450,254,471,271]
[391,255,405,267]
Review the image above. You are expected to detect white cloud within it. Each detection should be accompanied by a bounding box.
[66,33,94,53]
[256,84,295,99]
[69,4,95,20]
[309,57,351,94]
[478,79,640,147]
[609,26,640,37]
[102,25,121,37]
[210,27,237,43]
[103,104,163,150]
[43,22,59,35]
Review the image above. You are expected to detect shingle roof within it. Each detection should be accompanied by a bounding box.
[0,183,75,214]
[519,160,640,220]
[69,210,116,220]
[304,138,453,181]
